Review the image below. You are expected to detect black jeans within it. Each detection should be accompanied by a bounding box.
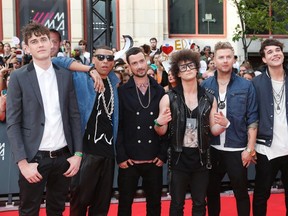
[169,168,209,216]
[207,148,250,216]
[18,151,71,216]
[117,163,163,216]
[70,154,115,216]
[253,153,288,216]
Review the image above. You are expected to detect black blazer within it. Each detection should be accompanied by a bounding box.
[116,76,167,164]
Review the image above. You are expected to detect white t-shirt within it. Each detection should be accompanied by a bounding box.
[255,79,288,160]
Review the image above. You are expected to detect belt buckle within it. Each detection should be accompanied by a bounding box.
[49,151,56,158]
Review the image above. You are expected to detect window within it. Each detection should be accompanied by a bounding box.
[169,0,224,35]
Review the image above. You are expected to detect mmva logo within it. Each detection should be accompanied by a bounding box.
[32,12,65,32]
[0,143,5,161]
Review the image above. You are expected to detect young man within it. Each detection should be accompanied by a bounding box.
[6,22,82,216]
[116,47,166,216]
[252,39,288,216]
[201,41,258,216]
[69,46,119,216]
[154,49,228,215]
[149,37,160,57]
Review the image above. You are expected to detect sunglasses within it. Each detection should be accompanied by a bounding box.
[94,54,114,62]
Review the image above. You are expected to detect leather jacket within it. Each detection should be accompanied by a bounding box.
[167,84,214,167]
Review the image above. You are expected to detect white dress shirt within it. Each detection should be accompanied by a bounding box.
[34,62,68,151]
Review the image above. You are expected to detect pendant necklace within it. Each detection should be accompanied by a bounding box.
[218,93,227,110]
[272,80,285,114]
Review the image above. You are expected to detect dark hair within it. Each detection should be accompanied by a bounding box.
[22,22,50,45]
[150,37,157,43]
[93,45,112,56]
[125,47,144,65]
[140,44,151,55]
[49,28,61,42]
[115,58,126,68]
[79,39,87,46]
[259,39,284,58]
[170,49,200,78]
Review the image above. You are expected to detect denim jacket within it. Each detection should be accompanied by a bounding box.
[52,57,120,144]
[201,71,258,148]
[252,67,288,147]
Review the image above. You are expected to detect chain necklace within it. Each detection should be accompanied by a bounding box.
[272,80,285,114]
[218,93,227,110]
[135,81,151,109]
[101,77,114,117]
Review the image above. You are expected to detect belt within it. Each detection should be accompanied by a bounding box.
[37,146,70,159]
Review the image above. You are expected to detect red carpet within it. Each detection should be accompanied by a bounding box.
[0,193,285,215]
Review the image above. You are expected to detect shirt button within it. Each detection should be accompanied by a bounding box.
[148,140,152,143]
[138,140,141,143]
[150,112,153,115]
[136,112,140,115]
[137,126,141,129]
[149,126,153,129]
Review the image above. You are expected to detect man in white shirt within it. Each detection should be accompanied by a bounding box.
[6,22,82,216]
[252,38,288,216]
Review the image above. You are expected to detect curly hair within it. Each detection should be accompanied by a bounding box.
[169,49,200,79]
[21,22,50,45]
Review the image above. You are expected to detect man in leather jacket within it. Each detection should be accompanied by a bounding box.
[155,49,228,216]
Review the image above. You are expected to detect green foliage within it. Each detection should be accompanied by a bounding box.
[228,0,288,60]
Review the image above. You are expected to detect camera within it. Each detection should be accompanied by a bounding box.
[8,63,13,68]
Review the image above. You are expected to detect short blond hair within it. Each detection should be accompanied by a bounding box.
[214,41,234,54]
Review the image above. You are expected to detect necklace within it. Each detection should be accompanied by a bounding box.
[135,81,151,109]
[101,77,114,117]
[218,92,227,110]
[272,80,285,114]
[218,80,229,85]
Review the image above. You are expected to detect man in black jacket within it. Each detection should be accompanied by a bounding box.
[116,47,166,216]
[252,38,288,216]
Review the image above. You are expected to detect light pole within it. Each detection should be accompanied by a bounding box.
[202,13,216,34]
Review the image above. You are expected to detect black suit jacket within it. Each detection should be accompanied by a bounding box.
[6,62,82,163]
[116,76,167,164]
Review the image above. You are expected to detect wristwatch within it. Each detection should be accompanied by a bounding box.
[245,147,256,157]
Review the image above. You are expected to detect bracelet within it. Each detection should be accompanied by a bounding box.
[154,119,163,127]
[74,152,83,157]
[88,64,95,73]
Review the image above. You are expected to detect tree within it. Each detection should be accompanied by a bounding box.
[222,0,288,60]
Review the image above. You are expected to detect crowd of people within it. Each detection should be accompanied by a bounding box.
[0,21,287,216]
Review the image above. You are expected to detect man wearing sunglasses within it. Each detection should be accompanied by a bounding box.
[116,47,167,216]
[69,46,119,216]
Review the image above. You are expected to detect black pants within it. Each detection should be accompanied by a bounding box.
[253,153,288,216]
[70,154,115,216]
[18,151,71,216]
[117,163,163,216]
[169,168,209,216]
[207,148,250,216]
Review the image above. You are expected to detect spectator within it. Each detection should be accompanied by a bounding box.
[49,29,65,57]
[243,69,255,81]
[149,37,160,57]
[79,39,90,63]
[73,46,89,65]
